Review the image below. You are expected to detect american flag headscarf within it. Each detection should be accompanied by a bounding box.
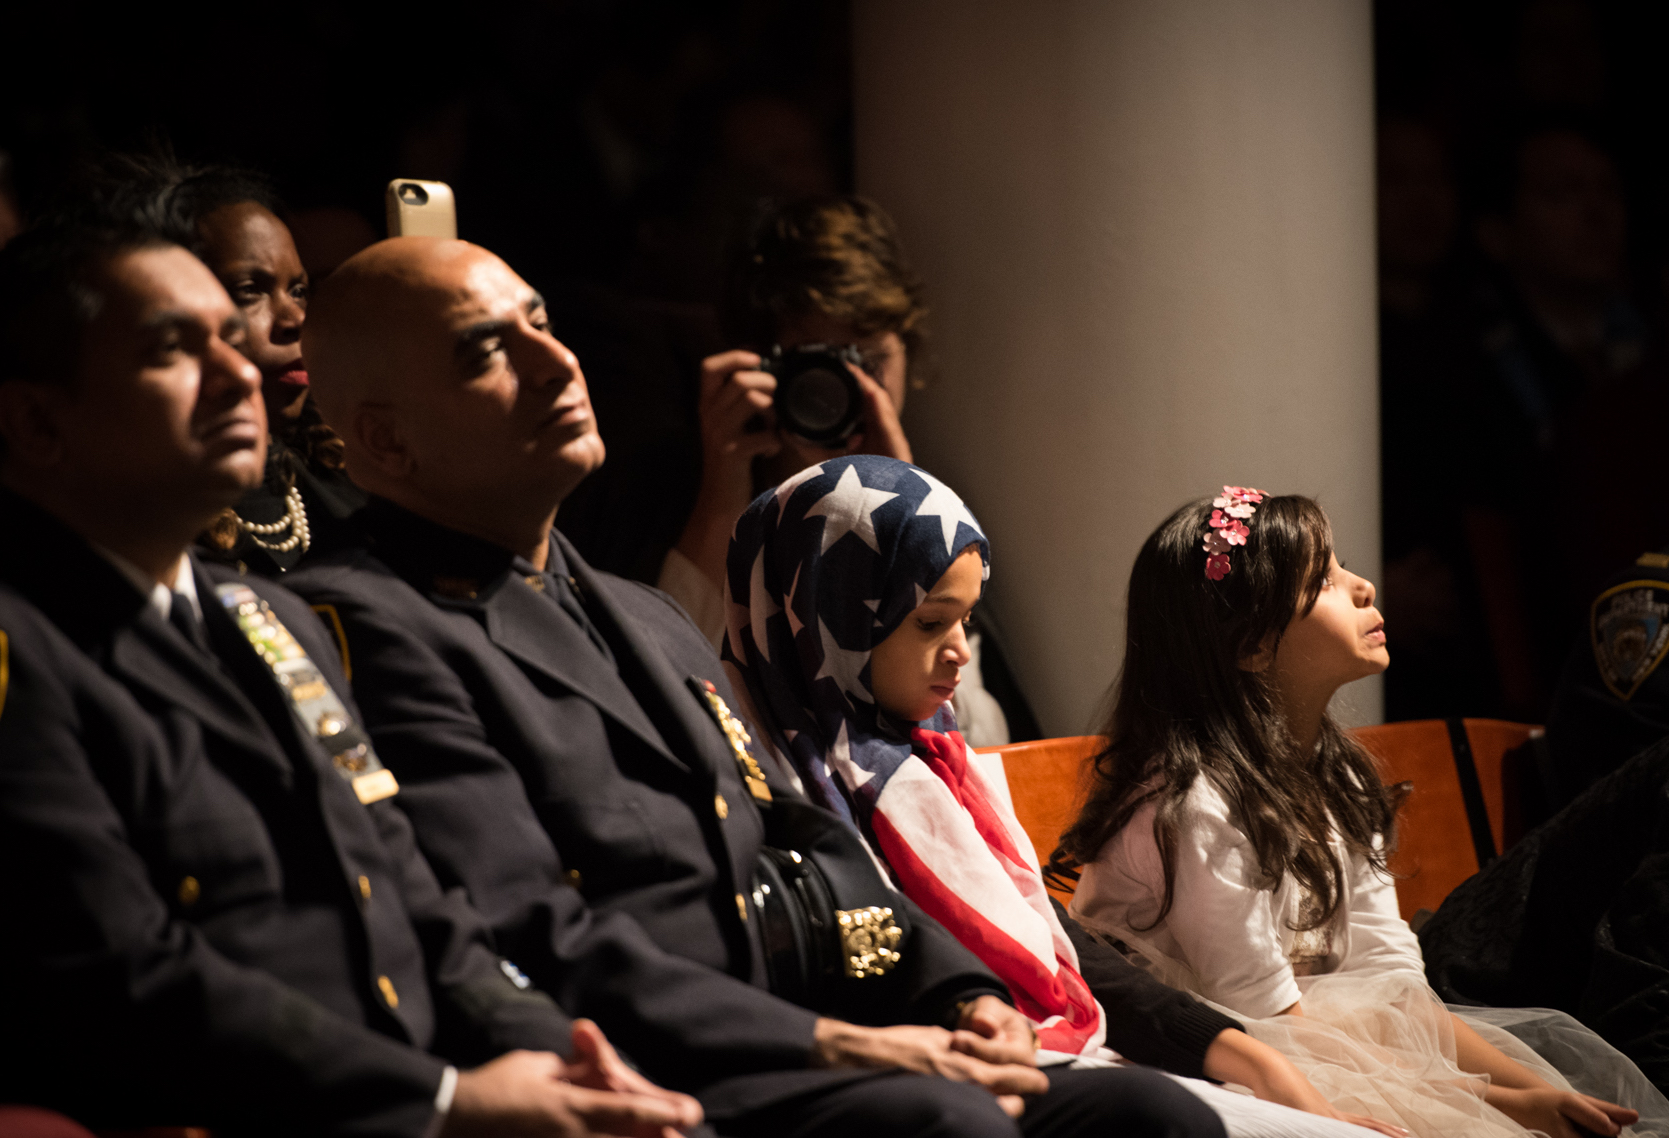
[721,455,1107,1059]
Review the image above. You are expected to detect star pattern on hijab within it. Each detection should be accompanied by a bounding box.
[784,563,807,638]
[815,615,873,704]
[914,477,985,559]
[805,464,900,553]
[746,548,781,662]
[774,461,826,509]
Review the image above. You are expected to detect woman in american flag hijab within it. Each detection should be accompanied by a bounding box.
[719,454,1106,1053]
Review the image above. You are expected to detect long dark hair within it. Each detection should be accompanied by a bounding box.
[1048,494,1400,932]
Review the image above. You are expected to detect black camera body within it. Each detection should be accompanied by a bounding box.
[761,344,865,446]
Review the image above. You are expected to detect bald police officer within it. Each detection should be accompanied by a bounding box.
[285,236,1225,1138]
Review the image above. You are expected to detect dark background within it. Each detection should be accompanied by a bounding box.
[2,0,856,300]
[4,0,1667,725]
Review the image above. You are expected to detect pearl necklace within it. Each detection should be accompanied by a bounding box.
[236,484,311,554]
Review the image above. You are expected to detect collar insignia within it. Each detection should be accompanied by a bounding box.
[432,576,480,601]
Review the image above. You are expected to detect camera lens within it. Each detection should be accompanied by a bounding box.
[768,345,863,445]
[398,182,430,206]
[783,366,851,434]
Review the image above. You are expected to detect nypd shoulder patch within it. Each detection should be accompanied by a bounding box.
[1593,580,1669,701]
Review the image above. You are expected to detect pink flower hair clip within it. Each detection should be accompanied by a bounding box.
[1203,485,1265,581]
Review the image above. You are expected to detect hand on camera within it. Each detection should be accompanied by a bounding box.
[677,346,915,595]
[673,350,782,591]
[694,349,782,517]
[845,356,912,463]
[811,1016,1048,1118]
[442,1027,701,1138]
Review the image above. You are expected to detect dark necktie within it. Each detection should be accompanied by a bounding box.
[549,572,616,667]
[168,591,212,656]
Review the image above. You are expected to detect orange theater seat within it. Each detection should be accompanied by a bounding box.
[978,735,1105,904]
[1351,718,1542,920]
[990,723,1541,922]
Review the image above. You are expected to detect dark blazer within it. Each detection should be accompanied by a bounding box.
[285,500,1005,1106]
[0,491,568,1136]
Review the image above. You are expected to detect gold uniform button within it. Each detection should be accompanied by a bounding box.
[177,876,201,906]
[524,574,546,591]
[358,875,372,901]
[714,793,729,819]
[564,868,583,891]
[377,975,399,1008]
[735,892,748,922]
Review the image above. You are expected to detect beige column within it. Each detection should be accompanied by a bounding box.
[855,0,1382,734]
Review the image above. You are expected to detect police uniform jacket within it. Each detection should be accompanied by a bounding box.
[0,491,569,1136]
[284,499,1007,1108]
[1547,549,1669,807]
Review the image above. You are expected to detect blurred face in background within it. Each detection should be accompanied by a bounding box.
[1497,130,1626,295]
[1377,120,1457,276]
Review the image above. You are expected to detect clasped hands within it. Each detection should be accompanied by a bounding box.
[441,1019,703,1138]
[812,994,1047,1118]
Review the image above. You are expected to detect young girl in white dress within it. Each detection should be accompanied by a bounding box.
[1054,487,1669,1138]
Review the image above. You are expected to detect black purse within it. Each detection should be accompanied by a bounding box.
[752,796,908,1009]
[689,678,906,1010]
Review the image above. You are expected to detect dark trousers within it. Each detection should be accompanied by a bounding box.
[714,1066,1226,1138]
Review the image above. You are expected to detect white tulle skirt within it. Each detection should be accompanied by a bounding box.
[1217,970,1669,1138]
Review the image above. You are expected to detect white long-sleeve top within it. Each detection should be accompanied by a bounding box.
[1068,775,1426,1020]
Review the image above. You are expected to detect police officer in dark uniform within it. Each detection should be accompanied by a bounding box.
[286,236,1226,1138]
[1545,550,1669,809]
[0,208,699,1136]
[1419,546,1669,1091]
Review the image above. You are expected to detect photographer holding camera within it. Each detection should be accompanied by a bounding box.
[661,195,1036,745]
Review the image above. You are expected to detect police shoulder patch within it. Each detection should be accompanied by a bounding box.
[1593,580,1669,701]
